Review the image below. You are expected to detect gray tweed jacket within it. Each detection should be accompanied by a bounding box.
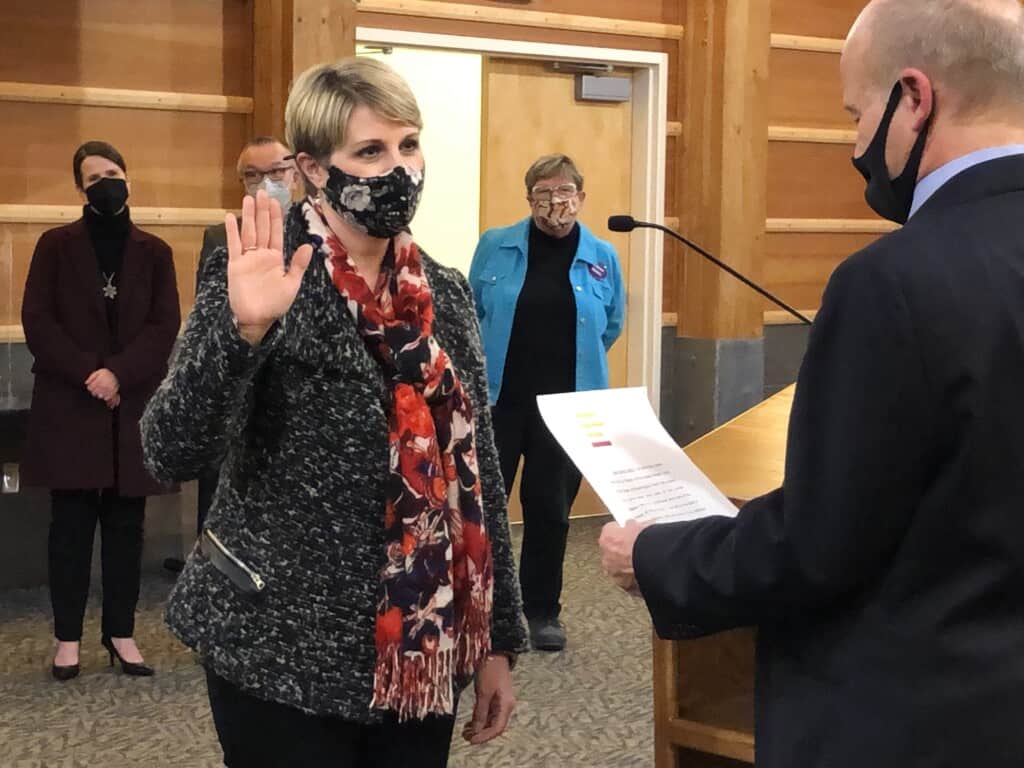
[141,211,527,721]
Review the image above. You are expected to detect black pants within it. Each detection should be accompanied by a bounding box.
[205,670,458,768]
[491,402,582,620]
[48,489,146,641]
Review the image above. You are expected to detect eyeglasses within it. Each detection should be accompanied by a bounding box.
[530,183,578,202]
[241,166,292,185]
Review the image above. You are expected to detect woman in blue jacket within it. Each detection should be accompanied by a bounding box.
[469,154,625,651]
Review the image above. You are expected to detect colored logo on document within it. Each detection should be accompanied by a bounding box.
[577,412,612,448]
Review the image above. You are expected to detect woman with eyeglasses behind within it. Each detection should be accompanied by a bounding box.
[468,155,626,653]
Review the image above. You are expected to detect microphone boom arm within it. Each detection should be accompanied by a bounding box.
[641,221,814,326]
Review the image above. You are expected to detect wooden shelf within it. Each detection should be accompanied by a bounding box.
[768,126,856,144]
[0,204,228,227]
[0,81,253,114]
[764,309,817,325]
[0,325,25,344]
[766,218,899,234]
[357,0,684,39]
[669,715,754,764]
[770,33,844,54]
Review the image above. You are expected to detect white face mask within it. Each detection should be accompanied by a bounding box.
[249,177,292,212]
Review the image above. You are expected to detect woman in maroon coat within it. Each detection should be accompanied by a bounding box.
[21,141,180,680]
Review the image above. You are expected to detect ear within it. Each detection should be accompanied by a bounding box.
[125,178,132,197]
[576,190,587,207]
[77,185,87,204]
[899,68,934,132]
[296,152,328,190]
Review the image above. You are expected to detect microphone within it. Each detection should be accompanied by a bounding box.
[608,215,813,326]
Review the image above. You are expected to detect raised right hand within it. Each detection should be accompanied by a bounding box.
[225,189,313,343]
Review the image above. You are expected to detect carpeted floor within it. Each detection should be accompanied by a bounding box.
[0,516,655,768]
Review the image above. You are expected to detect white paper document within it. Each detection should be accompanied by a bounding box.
[537,388,738,526]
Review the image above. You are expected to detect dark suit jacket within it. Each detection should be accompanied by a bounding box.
[635,155,1024,768]
[198,222,227,290]
[21,218,180,496]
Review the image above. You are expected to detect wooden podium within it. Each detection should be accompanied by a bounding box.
[652,386,794,767]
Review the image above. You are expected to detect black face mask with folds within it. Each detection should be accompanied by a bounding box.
[85,177,129,216]
[851,83,932,224]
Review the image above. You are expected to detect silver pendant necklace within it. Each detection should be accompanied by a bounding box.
[102,272,118,300]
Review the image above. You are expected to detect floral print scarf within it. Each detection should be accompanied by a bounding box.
[302,200,494,720]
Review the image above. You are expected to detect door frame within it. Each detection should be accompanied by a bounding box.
[357,27,668,409]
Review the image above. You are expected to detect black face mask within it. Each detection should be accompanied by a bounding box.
[85,177,129,216]
[852,83,932,225]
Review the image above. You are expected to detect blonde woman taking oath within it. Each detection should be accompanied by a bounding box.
[142,58,525,767]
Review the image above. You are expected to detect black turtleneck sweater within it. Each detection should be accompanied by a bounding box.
[497,221,579,407]
[84,204,131,347]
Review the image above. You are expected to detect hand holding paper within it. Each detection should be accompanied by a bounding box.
[537,388,737,526]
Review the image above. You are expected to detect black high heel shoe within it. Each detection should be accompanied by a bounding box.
[101,635,155,677]
[51,662,80,681]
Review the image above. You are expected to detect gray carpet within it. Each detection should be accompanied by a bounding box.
[0,517,655,767]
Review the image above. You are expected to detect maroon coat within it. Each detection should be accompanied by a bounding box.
[21,218,180,496]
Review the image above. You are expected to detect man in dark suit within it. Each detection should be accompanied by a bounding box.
[193,136,296,534]
[600,1,1024,766]
[165,137,297,574]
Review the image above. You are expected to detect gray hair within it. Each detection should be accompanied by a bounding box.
[524,154,584,194]
[235,135,288,176]
[859,0,1024,116]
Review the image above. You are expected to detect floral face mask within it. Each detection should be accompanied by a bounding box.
[531,183,580,231]
[322,164,425,239]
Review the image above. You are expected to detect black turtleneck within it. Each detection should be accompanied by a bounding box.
[498,221,579,406]
[84,204,131,345]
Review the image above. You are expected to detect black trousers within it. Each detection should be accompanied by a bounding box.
[491,402,582,620]
[48,489,146,641]
[205,670,458,768]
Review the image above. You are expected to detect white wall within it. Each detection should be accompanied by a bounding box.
[359,46,482,275]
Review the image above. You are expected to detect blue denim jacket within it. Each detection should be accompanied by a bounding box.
[469,218,626,405]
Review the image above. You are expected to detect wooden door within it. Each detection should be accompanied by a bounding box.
[480,57,633,522]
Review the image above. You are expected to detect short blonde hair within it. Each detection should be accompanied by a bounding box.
[525,154,584,194]
[285,58,423,163]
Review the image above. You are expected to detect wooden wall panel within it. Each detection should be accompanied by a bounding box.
[769,49,848,128]
[1,222,207,326]
[0,0,253,96]
[764,231,879,310]
[673,0,769,339]
[353,7,679,308]
[480,57,632,390]
[766,142,874,219]
[0,103,250,210]
[358,11,673,55]
[424,0,682,24]
[771,0,863,39]
[763,2,889,316]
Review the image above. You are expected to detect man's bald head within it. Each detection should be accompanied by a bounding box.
[843,0,1024,116]
[845,0,1024,118]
